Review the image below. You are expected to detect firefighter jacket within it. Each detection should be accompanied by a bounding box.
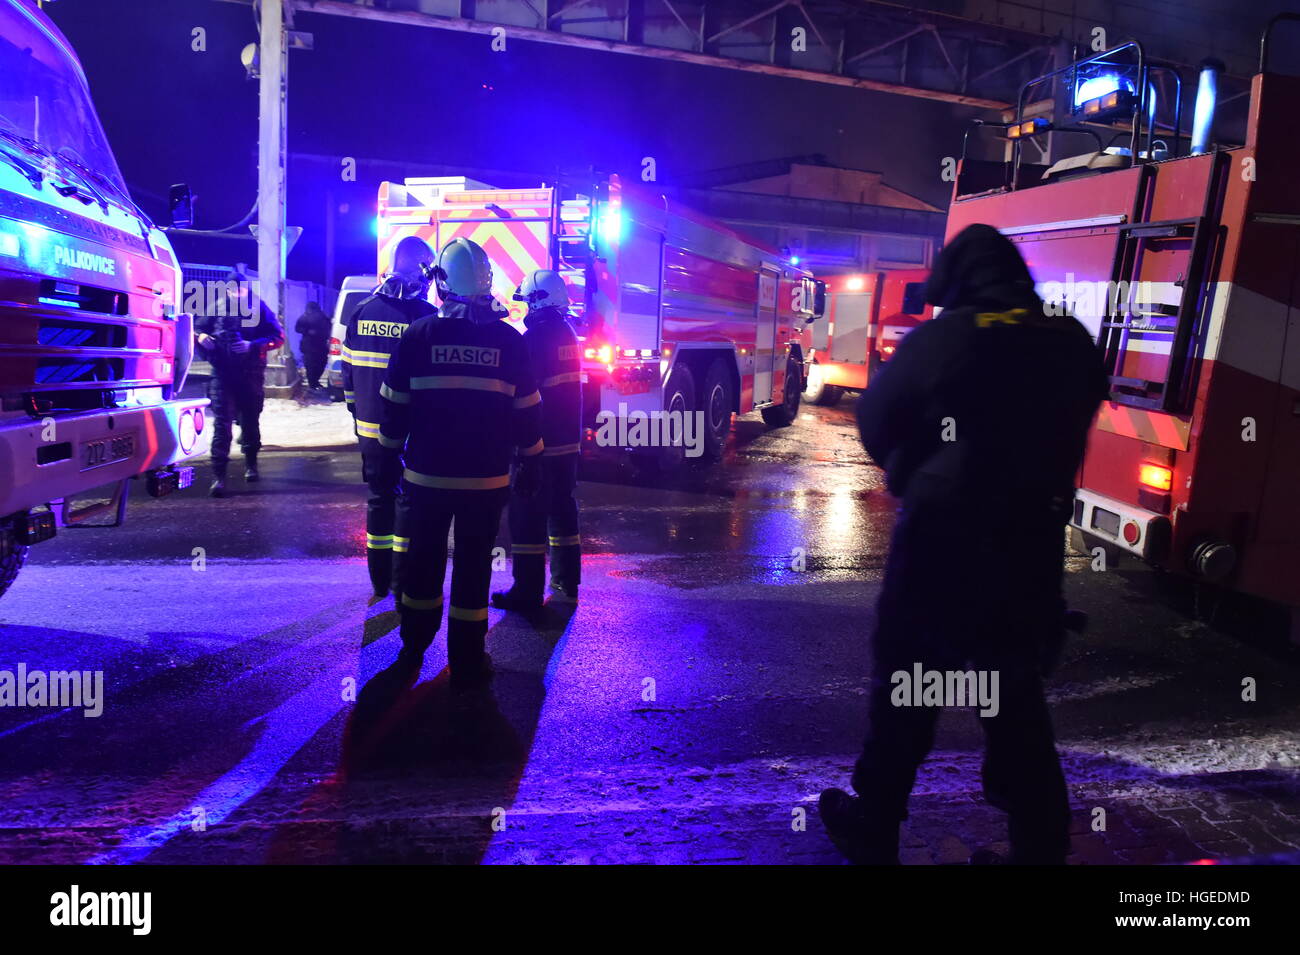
[378,301,543,492]
[856,223,1109,515]
[342,293,438,443]
[522,307,582,457]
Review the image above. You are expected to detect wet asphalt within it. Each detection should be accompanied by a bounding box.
[1,402,1297,864]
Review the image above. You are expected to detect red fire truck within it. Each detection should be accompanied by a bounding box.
[376,174,823,465]
[803,269,931,405]
[0,0,208,598]
[945,20,1300,615]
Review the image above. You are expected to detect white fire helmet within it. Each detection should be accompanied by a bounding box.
[513,269,570,314]
[433,237,494,302]
[388,235,434,298]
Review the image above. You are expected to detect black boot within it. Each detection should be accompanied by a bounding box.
[491,587,544,614]
[818,788,901,865]
[493,552,544,613]
[209,463,228,498]
[243,452,259,482]
[367,547,393,599]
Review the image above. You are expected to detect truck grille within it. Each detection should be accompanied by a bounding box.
[37,318,129,348]
[37,278,128,315]
[35,357,125,384]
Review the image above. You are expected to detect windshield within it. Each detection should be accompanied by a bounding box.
[0,0,126,194]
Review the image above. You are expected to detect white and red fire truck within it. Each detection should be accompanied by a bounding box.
[375,173,823,464]
[0,0,209,598]
[802,268,932,405]
[946,22,1300,615]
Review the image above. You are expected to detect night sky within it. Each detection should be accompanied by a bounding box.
[45,0,972,285]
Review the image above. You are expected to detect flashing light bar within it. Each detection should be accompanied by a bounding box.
[445,190,552,204]
[1006,117,1052,139]
[583,344,659,364]
[597,204,624,244]
[1079,88,1136,121]
[1074,72,1132,107]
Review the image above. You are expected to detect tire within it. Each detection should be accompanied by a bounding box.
[701,360,734,462]
[0,524,29,600]
[659,363,696,472]
[803,364,841,406]
[761,357,802,427]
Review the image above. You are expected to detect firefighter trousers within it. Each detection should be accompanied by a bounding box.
[850,505,1071,864]
[207,369,265,472]
[360,444,402,596]
[507,453,580,599]
[395,487,503,686]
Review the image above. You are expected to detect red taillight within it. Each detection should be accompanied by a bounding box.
[1139,463,1172,491]
[1122,520,1141,545]
[328,337,341,356]
[584,343,614,368]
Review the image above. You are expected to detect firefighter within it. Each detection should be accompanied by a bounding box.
[342,236,438,599]
[377,237,543,691]
[492,269,582,613]
[195,277,285,497]
[818,223,1109,865]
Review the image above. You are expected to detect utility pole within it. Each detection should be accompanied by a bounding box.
[257,0,290,386]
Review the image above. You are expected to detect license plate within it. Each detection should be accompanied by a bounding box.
[80,433,136,471]
[1090,506,1121,538]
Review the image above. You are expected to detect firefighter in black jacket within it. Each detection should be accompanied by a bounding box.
[342,236,438,598]
[377,237,543,690]
[492,269,582,612]
[818,223,1109,865]
[194,278,285,497]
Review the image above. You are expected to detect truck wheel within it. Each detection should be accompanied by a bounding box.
[762,357,802,427]
[659,363,696,472]
[701,360,734,461]
[803,365,841,406]
[0,525,29,600]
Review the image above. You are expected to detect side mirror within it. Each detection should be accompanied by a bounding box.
[901,281,927,315]
[168,183,193,229]
[813,279,827,318]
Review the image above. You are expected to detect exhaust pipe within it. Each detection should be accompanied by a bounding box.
[1190,58,1224,155]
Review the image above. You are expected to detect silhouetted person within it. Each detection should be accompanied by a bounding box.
[819,223,1108,865]
[295,300,331,390]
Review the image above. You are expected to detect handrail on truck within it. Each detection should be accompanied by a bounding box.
[1012,41,1148,190]
[1259,12,1300,74]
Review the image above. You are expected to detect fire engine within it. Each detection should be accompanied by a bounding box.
[944,18,1300,614]
[803,269,932,405]
[0,0,209,598]
[375,173,823,465]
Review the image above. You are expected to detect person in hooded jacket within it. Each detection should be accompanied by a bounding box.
[342,236,439,599]
[819,223,1109,865]
[295,300,332,391]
